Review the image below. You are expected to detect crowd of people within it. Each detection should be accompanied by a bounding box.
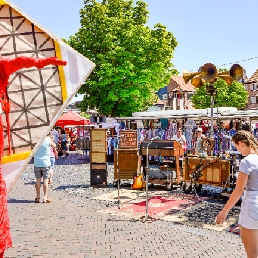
[49,127,91,157]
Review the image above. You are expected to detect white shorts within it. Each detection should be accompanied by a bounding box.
[238,190,258,229]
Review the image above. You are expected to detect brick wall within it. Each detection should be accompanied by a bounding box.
[243,82,258,110]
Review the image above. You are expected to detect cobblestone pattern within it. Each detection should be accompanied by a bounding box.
[5,154,246,257]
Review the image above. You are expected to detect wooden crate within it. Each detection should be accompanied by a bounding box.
[90,129,107,141]
[114,149,140,180]
[183,157,230,186]
[90,152,107,163]
[90,141,107,152]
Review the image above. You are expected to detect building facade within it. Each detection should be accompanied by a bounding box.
[244,69,258,110]
[166,76,195,110]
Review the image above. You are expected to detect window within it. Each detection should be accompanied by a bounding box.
[244,85,249,91]
[251,96,256,104]
[187,93,194,99]
[162,94,167,100]
[250,84,254,91]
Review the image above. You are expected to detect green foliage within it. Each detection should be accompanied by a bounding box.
[79,112,90,119]
[218,68,228,72]
[67,0,178,116]
[191,78,248,109]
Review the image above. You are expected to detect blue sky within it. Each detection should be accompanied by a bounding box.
[11,0,258,99]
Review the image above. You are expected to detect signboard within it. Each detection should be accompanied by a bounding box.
[119,130,138,149]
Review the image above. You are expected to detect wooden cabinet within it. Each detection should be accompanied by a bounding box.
[140,140,184,178]
[183,157,230,186]
[90,129,107,163]
[114,149,140,180]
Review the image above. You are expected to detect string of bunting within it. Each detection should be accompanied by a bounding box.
[189,56,258,72]
[220,56,258,67]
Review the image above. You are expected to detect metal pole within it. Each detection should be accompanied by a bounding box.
[143,141,152,222]
[207,82,216,156]
[116,136,120,209]
[142,140,158,222]
[210,93,214,139]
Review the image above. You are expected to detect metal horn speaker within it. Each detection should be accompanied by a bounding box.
[201,63,218,82]
[191,74,206,88]
[230,64,243,81]
[182,70,201,84]
[217,74,233,85]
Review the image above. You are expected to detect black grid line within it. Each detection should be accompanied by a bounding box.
[0,5,63,154]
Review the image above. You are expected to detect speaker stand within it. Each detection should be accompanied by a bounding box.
[140,141,156,223]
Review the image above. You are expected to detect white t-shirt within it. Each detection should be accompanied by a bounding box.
[239,154,258,191]
[171,134,186,144]
[195,134,205,153]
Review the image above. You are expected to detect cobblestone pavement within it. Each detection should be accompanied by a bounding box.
[5,153,246,257]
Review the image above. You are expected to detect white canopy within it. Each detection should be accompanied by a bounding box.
[115,107,258,120]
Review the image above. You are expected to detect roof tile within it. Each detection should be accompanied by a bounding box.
[248,69,258,82]
[167,76,196,92]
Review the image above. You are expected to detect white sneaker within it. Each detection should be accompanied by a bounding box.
[61,155,66,157]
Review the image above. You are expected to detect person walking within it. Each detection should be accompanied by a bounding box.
[34,135,56,203]
[48,135,58,185]
[59,129,67,157]
[50,127,60,145]
[216,130,258,258]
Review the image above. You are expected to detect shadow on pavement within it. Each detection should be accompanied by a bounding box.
[8,198,35,204]
[54,184,90,190]
[30,151,90,166]
[24,182,35,185]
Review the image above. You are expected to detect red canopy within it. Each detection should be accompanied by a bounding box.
[55,110,90,127]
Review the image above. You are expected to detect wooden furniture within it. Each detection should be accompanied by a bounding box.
[114,149,140,180]
[89,129,108,187]
[90,129,107,163]
[114,130,139,180]
[183,156,230,186]
[140,140,184,180]
[90,163,107,186]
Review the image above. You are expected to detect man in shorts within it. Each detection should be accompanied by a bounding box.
[34,135,56,203]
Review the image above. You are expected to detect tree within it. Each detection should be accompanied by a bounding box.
[67,0,178,117]
[191,78,248,109]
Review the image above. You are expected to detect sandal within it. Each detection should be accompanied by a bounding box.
[35,198,40,203]
[48,181,53,185]
[43,198,52,203]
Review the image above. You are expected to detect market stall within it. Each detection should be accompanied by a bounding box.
[115,107,258,192]
[55,110,91,127]
[55,110,94,151]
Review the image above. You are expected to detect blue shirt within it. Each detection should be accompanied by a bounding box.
[34,137,51,167]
